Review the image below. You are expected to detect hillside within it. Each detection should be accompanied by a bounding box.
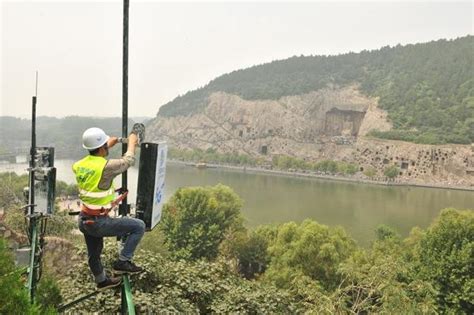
[157,36,473,145]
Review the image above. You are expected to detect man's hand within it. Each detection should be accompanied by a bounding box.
[128,133,138,147]
[107,136,119,148]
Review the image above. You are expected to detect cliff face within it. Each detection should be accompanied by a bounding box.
[148,86,473,187]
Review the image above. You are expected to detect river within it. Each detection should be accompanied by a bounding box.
[2,159,473,246]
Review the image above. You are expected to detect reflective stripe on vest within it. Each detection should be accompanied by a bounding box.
[72,155,115,207]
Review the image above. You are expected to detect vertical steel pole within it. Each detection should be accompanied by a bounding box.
[27,71,38,303]
[120,0,130,216]
[28,74,37,215]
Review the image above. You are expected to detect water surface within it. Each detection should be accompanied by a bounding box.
[2,160,473,246]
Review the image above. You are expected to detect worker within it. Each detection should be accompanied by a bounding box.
[73,127,145,290]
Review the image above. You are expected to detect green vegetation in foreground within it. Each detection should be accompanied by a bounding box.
[0,238,61,314]
[57,185,473,313]
[159,36,474,144]
[1,173,472,313]
[169,147,361,176]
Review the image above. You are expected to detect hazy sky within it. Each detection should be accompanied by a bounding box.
[1,1,472,118]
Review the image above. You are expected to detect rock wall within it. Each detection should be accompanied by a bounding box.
[148,86,473,187]
[149,86,385,158]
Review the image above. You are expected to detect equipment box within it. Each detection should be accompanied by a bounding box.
[136,142,167,230]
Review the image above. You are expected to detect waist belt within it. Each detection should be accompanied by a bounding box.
[80,189,129,217]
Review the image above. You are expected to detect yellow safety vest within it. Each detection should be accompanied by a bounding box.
[72,155,115,209]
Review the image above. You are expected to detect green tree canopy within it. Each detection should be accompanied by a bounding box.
[263,220,356,291]
[411,208,474,313]
[160,184,244,260]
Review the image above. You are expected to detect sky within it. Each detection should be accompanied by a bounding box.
[1,0,472,118]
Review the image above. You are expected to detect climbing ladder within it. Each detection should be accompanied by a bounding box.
[57,275,135,314]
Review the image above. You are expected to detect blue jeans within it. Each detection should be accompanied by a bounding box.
[78,214,145,283]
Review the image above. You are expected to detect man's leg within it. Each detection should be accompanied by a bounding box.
[82,233,106,283]
[99,216,145,262]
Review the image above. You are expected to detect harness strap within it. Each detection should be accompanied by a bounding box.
[80,190,129,217]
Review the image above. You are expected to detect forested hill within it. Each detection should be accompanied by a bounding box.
[158,36,473,144]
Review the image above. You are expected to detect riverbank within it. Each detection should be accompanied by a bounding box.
[170,160,474,192]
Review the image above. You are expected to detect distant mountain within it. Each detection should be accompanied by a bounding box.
[0,116,135,159]
[158,36,473,144]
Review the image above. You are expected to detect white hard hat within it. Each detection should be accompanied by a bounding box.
[82,127,110,150]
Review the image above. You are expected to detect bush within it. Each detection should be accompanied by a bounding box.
[363,166,377,178]
[160,184,244,260]
[384,165,400,179]
[220,227,270,279]
[5,208,76,239]
[264,220,356,291]
[0,237,39,314]
[58,241,299,313]
[411,208,474,313]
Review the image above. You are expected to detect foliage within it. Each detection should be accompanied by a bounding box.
[384,165,400,179]
[0,172,29,209]
[0,237,35,314]
[410,208,474,313]
[36,275,63,312]
[160,184,244,260]
[158,36,474,144]
[55,181,78,198]
[219,226,272,279]
[5,208,76,238]
[170,148,360,176]
[375,224,400,241]
[335,238,437,313]
[0,237,58,314]
[137,226,170,257]
[58,242,299,313]
[263,220,356,291]
[363,166,377,178]
[168,147,263,166]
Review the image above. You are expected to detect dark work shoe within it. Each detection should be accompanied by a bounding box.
[112,260,144,275]
[97,276,122,291]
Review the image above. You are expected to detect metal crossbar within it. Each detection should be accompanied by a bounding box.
[57,275,135,313]
[57,289,100,312]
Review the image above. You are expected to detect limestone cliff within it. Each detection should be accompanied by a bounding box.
[148,86,473,187]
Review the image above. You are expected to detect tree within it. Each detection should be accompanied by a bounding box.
[220,226,274,279]
[384,165,400,179]
[160,184,244,260]
[0,238,38,314]
[263,220,356,291]
[411,208,474,313]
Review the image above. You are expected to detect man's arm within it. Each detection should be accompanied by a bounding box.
[97,134,139,190]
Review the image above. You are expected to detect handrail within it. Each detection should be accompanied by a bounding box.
[58,275,135,314]
[57,289,100,312]
[121,274,135,314]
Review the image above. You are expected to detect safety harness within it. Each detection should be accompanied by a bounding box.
[80,189,128,225]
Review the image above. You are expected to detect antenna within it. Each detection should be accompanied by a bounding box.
[35,71,38,97]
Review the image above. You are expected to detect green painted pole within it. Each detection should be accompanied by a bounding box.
[27,217,37,302]
[121,275,135,314]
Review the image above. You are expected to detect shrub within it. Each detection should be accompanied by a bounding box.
[264,220,356,291]
[160,184,244,260]
[412,208,474,313]
[384,165,400,179]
